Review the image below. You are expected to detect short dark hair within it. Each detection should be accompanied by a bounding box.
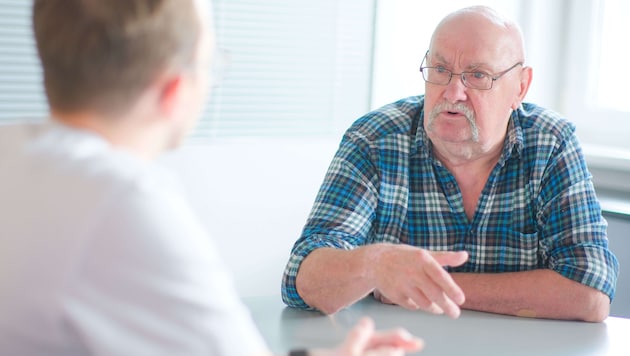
[33,0,201,116]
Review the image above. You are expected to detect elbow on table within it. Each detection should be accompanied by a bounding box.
[580,292,610,323]
[297,288,346,315]
[295,282,345,315]
[317,302,345,316]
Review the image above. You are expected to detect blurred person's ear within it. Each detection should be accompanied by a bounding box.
[157,74,187,119]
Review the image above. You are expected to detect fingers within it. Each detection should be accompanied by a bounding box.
[378,283,457,318]
[375,248,468,319]
[390,250,463,318]
[408,281,460,318]
[365,327,425,353]
[373,290,395,305]
[341,317,376,355]
[374,290,435,314]
[432,250,469,268]
[423,251,467,311]
[338,317,424,356]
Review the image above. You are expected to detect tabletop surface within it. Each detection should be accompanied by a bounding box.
[243,295,630,356]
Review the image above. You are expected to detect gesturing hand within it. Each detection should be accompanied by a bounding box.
[311,317,424,356]
[370,245,468,318]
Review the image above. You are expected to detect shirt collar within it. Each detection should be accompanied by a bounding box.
[499,110,524,165]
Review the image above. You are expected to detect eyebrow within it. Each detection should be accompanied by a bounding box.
[431,52,490,71]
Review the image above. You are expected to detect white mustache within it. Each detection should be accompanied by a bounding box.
[427,102,479,142]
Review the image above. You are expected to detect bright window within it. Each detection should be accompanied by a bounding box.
[564,0,630,185]
[595,0,630,112]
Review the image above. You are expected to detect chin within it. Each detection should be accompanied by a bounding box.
[430,130,476,144]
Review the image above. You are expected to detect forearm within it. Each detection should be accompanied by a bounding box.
[296,246,378,314]
[452,269,610,322]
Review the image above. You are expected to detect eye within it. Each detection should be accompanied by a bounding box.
[435,66,449,74]
[470,71,488,79]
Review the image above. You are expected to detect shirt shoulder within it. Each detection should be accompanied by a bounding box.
[513,103,588,182]
[345,96,424,142]
[517,103,577,144]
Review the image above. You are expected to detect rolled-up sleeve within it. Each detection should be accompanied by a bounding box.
[281,132,379,309]
[537,130,619,300]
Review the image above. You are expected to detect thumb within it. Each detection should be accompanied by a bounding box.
[431,250,468,267]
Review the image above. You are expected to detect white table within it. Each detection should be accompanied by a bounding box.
[243,295,630,356]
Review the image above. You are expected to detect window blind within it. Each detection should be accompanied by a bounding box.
[0,0,47,124]
[0,0,375,138]
[196,0,375,138]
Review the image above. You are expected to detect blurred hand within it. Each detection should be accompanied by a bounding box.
[311,317,424,356]
[371,245,468,318]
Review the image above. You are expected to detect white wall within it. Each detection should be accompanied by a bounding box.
[159,138,340,297]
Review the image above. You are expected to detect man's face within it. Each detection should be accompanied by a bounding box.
[422,16,525,157]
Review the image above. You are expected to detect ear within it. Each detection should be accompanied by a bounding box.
[511,66,533,110]
[157,74,186,119]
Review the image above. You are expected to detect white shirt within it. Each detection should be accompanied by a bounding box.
[0,121,268,356]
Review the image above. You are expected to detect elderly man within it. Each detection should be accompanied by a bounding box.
[282,6,618,322]
[0,0,424,355]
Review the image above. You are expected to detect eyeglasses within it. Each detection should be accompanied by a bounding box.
[419,51,523,90]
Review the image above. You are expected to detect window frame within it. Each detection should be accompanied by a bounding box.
[563,0,630,193]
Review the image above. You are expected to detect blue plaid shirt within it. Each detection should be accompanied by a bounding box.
[281,95,619,309]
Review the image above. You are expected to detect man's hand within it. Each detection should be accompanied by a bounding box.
[371,245,468,319]
[311,317,424,356]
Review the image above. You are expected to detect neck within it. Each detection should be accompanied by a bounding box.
[433,140,504,222]
[433,138,503,174]
[51,109,167,161]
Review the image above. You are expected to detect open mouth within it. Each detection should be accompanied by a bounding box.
[432,102,474,121]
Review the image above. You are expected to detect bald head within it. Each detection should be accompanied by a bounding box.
[429,6,525,67]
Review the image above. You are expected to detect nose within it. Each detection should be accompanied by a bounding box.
[443,73,468,103]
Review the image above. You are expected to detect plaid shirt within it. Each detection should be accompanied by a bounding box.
[281,95,619,309]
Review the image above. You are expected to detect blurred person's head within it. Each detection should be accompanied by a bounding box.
[33,0,215,154]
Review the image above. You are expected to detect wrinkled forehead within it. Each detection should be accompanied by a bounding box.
[429,9,524,66]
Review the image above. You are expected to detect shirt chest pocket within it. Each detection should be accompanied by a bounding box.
[467,229,540,272]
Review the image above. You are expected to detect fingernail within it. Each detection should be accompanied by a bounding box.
[429,303,444,314]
